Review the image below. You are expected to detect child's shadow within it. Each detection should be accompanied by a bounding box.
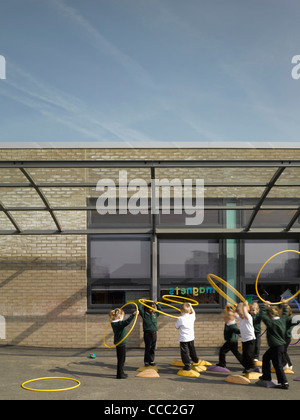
[48,360,138,379]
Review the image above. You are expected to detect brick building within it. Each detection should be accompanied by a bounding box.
[0,142,300,349]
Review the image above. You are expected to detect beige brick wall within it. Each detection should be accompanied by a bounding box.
[0,146,295,349]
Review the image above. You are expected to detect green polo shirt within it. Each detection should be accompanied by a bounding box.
[138,303,161,332]
[224,322,240,343]
[260,304,288,348]
[111,313,135,346]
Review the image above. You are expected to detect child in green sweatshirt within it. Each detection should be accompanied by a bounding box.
[109,307,138,379]
[217,309,243,368]
[259,299,289,389]
[138,299,161,366]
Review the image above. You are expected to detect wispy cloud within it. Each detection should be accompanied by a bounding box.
[49,0,154,88]
[0,61,157,142]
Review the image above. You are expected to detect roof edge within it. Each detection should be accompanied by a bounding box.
[0,141,300,149]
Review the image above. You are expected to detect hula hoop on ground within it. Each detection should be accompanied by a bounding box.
[162,294,199,306]
[207,273,246,306]
[138,299,181,319]
[255,250,300,305]
[21,377,80,392]
[103,301,138,349]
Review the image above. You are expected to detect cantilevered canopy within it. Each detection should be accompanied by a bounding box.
[1,160,300,237]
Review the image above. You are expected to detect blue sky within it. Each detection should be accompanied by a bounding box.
[0,0,300,143]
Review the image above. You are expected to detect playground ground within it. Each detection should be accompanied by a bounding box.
[0,345,299,402]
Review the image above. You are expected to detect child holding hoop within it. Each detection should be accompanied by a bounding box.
[249,301,262,363]
[259,299,289,389]
[138,299,162,367]
[109,307,138,379]
[235,301,256,373]
[278,303,300,372]
[217,307,243,368]
[175,303,199,370]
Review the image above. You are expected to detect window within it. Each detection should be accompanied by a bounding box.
[241,240,300,304]
[157,198,223,228]
[88,198,152,228]
[87,235,151,310]
[158,239,222,306]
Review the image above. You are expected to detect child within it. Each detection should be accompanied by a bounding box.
[235,301,256,373]
[278,303,300,371]
[109,307,138,379]
[138,299,162,366]
[217,308,243,368]
[249,302,262,363]
[175,302,199,371]
[259,300,289,389]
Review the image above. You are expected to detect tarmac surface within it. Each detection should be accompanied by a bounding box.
[0,345,300,401]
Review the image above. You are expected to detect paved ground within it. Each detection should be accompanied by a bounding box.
[0,345,299,401]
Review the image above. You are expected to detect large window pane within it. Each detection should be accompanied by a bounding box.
[159,239,220,278]
[90,235,151,279]
[244,240,299,278]
[158,239,221,305]
[88,235,151,308]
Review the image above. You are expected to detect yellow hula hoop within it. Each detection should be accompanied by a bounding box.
[207,273,246,306]
[138,298,181,319]
[21,377,80,392]
[255,250,300,305]
[103,301,138,349]
[162,294,199,306]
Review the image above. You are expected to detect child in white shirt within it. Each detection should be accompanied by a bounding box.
[175,303,199,370]
[235,301,256,373]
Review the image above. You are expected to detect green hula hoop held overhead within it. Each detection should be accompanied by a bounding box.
[255,250,300,305]
[103,301,139,349]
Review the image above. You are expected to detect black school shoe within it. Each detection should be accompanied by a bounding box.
[116,373,128,379]
[276,383,289,390]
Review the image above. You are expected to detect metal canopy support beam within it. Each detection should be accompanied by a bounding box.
[1,227,300,237]
[1,159,300,168]
[0,200,22,233]
[0,159,299,235]
[284,207,300,232]
[19,168,62,233]
[244,167,286,232]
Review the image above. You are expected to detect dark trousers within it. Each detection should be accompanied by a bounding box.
[254,333,261,360]
[218,341,243,367]
[180,341,198,370]
[282,339,292,367]
[116,345,126,378]
[262,345,288,385]
[144,331,157,364]
[242,339,256,371]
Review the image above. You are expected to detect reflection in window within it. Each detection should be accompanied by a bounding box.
[88,235,151,308]
[90,236,151,278]
[159,239,220,278]
[158,239,221,306]
[246,284,299,304]
[244,240,299,278]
